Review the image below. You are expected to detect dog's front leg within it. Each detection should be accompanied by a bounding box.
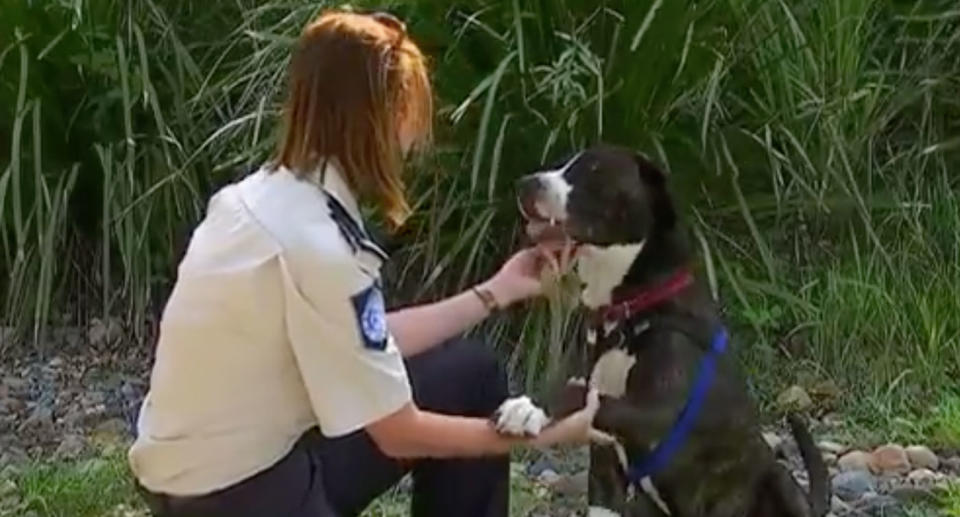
[588,442,629,517]
[555,383,681,445]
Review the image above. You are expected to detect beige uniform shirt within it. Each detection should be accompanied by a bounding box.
[128,163,412,496]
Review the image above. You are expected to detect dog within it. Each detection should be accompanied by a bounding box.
[497,144,829,517]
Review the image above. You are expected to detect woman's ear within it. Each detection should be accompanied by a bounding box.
[634,152,676,230]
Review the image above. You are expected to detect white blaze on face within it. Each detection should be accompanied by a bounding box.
[528,152,582,222]
[577,241,646,309]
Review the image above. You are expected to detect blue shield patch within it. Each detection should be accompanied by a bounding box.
[351,285,388,351]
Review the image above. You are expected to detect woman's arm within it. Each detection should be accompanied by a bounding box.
[387,248,548,357]
[365,391,601,458]
[386,284,495,357]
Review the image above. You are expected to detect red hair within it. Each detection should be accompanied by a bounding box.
[273,10,433,227]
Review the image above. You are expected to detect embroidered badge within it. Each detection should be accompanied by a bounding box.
[351,285,388,350]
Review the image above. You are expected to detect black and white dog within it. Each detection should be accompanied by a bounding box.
[493,145,829,517]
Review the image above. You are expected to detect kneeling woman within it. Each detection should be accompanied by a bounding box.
[129,10,597,517]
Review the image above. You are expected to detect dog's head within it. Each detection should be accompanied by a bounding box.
[517,145,680,308]
[517,145,675,248]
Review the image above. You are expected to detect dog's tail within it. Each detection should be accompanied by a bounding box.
[787,414,830,517]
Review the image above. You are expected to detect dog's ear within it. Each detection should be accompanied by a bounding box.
[634,153,677,230]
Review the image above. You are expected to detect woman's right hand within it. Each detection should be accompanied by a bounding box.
[530,388,606,448]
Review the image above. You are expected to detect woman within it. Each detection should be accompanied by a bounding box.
[129,10,599,517]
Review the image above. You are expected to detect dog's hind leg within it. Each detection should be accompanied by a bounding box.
[588,443,630,517]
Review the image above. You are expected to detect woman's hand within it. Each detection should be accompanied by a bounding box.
[481,243,576,307]
[531,387,606,448]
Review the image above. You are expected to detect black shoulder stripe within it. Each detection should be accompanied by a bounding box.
[326,196,389,260]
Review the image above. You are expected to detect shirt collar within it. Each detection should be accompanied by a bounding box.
[305,159,362,225]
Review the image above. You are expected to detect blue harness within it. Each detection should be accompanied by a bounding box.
[626,326,729,484]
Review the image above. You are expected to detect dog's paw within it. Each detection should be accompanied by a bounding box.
[492,396,549,436]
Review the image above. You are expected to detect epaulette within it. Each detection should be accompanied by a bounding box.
[325,195,389,262]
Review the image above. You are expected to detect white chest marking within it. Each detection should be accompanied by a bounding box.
[590,348,637,398]
[577,242,646,309]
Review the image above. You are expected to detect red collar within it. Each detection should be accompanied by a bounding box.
[597,268,695,322]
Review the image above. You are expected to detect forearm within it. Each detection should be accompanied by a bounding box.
[387,284,494,357]
[367,404,586,459]
[386,409,524,458]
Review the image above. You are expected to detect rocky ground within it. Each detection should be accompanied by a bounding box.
[1,332,957,516]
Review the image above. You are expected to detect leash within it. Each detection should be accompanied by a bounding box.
[626,325,728,484]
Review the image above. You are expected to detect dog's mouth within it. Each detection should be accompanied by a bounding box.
[518,196,569,245]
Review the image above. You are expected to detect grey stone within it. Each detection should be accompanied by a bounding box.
[818,441,847,455]
[943,456,960,473]
[527,455,558,477]
[904,445,938,470]
[905,468,939,485]
[537,469,561,485]
[832,470,877,502]
[838,450,873,472]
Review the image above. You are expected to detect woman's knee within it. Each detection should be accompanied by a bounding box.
[407,337,508,416]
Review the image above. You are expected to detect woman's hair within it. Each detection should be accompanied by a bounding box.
[273,10,433,227]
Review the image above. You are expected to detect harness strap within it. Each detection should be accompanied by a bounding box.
[626,326,728,484]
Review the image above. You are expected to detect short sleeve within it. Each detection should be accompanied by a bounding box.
[278,219,412,438]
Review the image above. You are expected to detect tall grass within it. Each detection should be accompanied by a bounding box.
[1,0,958,429]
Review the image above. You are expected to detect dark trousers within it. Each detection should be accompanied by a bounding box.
[138,338,510,517]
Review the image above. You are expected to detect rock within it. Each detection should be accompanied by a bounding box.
[54,434,86,459]
[822,452,838,466]
[537,469,561,485]
[552,470,588,497]
[776,385,813,412]
[831,470,877,502]
[527,455,558,477]
[763,432,784,454]
[904,445,938,470]
[47,357,64,368]
[838,450,873,472]
[870,445,911,475]
[906,468,939,485]
[943,456,960,473]
[818,441,847,455]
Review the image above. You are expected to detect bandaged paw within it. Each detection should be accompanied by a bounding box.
[492,396,550,436]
